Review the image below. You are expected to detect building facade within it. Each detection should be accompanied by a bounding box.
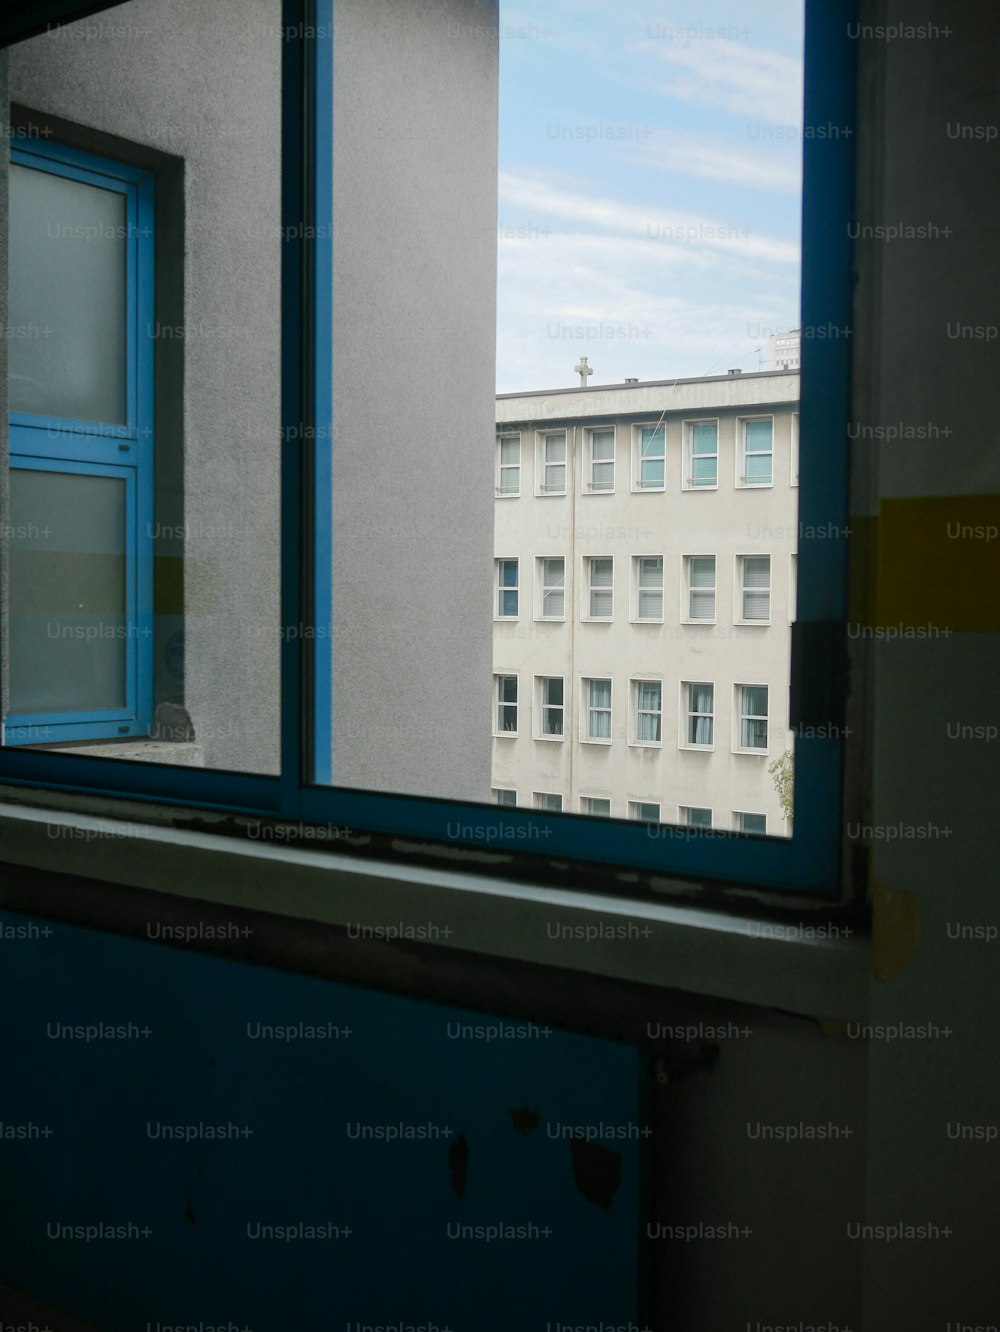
[492,370,799,834]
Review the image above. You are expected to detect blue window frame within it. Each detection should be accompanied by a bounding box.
[0,0,856,902]
[5,138,154,743]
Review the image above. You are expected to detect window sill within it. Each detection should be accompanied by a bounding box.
[0,796,868,1021]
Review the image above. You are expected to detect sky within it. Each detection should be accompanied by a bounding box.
[496,0,805,392]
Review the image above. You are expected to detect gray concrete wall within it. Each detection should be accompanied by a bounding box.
[9,0,283,772]
[331,0,497,801]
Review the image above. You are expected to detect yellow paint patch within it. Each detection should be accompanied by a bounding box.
[870,881,921,980]
[876,496,1000,632]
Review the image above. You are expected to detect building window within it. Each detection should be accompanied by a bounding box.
[790,412,799,487]
[493,788,517,807]
[789,552,797,622]
[7,139,155,743]
[633,556,664,622]
[496,558,519,619]
[686,420,718,488]
[681,806,712,829]
[739,417,773,486]
[539,431,567,494]
[684,682,714,747]
[583,678,612,742]
[538,556,566,620]
[536,676,565,738]
[494,674,518,735]
[734,811,767,835]
[534,791,563,812]
[738,554,771,623]
[586,556,614,620]
[629,800,660,822]
[586,427,615,492]
[635,423,665,490]
[632,679,662,745]
[685,555,716,622]
[581,796,611,817]
[496,434,521,496]
[736,684,769,752]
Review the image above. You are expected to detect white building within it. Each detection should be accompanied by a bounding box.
[761,329,801,372]
[492,369,800,835]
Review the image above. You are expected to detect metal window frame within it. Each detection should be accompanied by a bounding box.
[0,0,857,901]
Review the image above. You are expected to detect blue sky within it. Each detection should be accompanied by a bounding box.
[496,0,804,391]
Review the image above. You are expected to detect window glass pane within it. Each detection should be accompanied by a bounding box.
[9,469,126,714]
[5,0,282,773]
[10,163,126,423]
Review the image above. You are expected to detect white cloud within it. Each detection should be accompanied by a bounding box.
[617,128,801,194]
[637,33,803,126]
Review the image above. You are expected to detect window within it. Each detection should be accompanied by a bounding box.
[629,801,660,822]
[538,557,565,620]
[635,423,665,490]
[790,412,799,487]
[683,682,714,747]
[496,434,520,496]
[581,796,611,817]
[539,431,567,494]
[681,806,712,829]
[632,679,662,745]
[736,685,769,753]
[586,428,615,492]
[536,676,565,739]
[739,417,773,486]
[493,788,517,807]
[494,674,518,735]
[686,420,718,488]
[633,556,663,622]
[789,553,797,622]
[7,140,154,744]
[735,811,767,835]
[496,558,519,619]
[586,557,614,620]
[685,555,716,622]
[583,678,612,742]
[534,792,563,812]
[738,555,771,623]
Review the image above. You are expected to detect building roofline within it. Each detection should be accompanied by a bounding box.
[496,367,799,401]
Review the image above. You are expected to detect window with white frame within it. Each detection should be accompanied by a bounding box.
[583,677,612,742]
[738,554,771,622]
[739,417,773,486]
[632,678,662,745]
[536,676,565,738]
[581,796,611,817]
[495,558,518,619]
[496,434,520,496]
[494,673,518,735]
[586,427,615,492]
[538,556,565,620]
[736,684,769,752]
[633,556,663,622]
[586,556,614,620]
[635,423,665,490]
[493,788,517,807]
[629,800,660,822]
[539,431,567,494]
[534,791,563,812]
[789,552,797,621]
[685,555,716,621]
[734,811,767,835]
[680,806,712,829]
[683,681,714,747]
[686,419,718,488]
[791,411,799,487]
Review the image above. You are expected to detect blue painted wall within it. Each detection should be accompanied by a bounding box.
[0,910,642,1330]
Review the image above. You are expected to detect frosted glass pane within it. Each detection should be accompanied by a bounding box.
[10,163,127,422]
[9,469,127,714]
